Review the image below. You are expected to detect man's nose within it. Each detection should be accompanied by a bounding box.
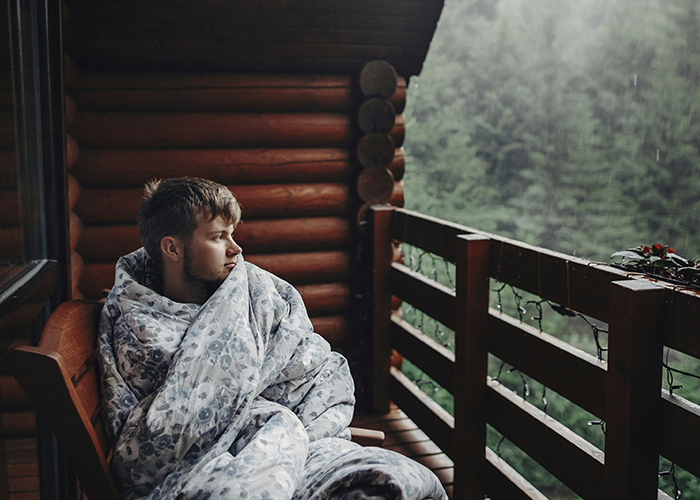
[227,239,242,255]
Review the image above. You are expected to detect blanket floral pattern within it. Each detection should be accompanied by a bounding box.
[98,248,447,500]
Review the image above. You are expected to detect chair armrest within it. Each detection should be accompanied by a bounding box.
[349,426,385,447]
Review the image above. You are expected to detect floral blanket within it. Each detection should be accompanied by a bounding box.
[98,248,447,500]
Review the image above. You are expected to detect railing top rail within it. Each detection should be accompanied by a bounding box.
[383,207,700,346]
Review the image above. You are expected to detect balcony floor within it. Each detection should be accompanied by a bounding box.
[351,404,454,498]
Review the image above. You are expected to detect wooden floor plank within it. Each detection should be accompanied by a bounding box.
[352,406,454,498]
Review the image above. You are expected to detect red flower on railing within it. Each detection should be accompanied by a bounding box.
[611,244,700,288]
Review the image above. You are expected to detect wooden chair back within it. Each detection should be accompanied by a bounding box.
[2,299,121,500]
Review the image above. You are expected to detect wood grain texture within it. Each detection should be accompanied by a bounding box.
[70,112,356,149]
[76,217,351,262]
[486,380,604,500]
[603,280,666,500]
[660,391,700,479]
[389,262,455,330]
[388,367,454,458]
[70,148,352,187]
[389,315,454,393]
[74,184,350,224]
[488,310,607,419]
[453,235,490,500]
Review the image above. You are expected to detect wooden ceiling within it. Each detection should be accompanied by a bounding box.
[63,0,444,76]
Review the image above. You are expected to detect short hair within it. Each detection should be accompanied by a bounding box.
[137,177,241,269]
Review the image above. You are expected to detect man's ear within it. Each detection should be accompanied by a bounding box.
[160,236,183,264]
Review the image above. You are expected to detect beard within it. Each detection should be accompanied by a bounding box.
[182,244,227,302]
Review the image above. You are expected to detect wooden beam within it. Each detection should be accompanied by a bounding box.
[70,148,351,188]
[487,380,605,500]
[389,315,454,393]
[488,310,607,419]
[371,206,394,413]
[389,262,455,330]
[388,367,454,457]
[74,184,350,224]
[70,112,356,149]
[76,217,350,262]
[604,280,666,500]
[453,234,490,500]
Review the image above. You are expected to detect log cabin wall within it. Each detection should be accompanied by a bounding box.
[64,68,407,354]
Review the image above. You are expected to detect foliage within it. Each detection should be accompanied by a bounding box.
[400,0,700,496]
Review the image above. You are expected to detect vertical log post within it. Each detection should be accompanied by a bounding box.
[370,205,394,414]
[604,280,666,500]
[454,234,491,499]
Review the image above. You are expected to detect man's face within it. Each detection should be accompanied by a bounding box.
[182,213,242,298]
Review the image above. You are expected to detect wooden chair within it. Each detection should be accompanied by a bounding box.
[2,299,383,500]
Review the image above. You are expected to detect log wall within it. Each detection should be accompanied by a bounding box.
[65,62,407,354]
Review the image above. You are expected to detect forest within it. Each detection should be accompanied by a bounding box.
[400,0,700,497]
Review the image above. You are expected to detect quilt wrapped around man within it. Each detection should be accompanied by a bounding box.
[98,248,447,500]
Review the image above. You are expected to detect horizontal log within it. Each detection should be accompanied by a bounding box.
[66,134,79,168]
[70,71,406,113]
[0,151,19,189]
[0,376,31,411]
[0,228,24,261]
[389,180,405,207]
[69,212,83,252]
[310,315,347,345]
[67,174,80,212]
[486,380,604,500]
[79,250,350,297]
[70,148,352,188]
[660,391,700,478]
[0,412,36,438]
[390,114,405,147]
[77,217,351,262]
[390,262,455,330]
[389,366,454,457]
[74,183,350,224]
[488,310,607,418]
[0,190,20,226]
[71,251,84,296]
[70,112,356,149]
[297,283,349,317]
[388,148,405,181]
[65,94,77,125]
[390,208,630,322]
[71,87,356,113]
[389,315,454,393]
[245,251,349,284]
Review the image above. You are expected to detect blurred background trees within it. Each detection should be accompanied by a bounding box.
[405,0,700,262]
[402,0,700,497]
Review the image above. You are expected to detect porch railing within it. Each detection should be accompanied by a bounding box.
[369,206,700,500]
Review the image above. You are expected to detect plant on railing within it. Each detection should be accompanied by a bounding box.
[610,244,700,290]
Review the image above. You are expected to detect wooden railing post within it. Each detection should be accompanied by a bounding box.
[454,234,490,499]
[370,205,394,414]
[604,280,666,500]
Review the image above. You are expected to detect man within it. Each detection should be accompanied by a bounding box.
[98,177,447,500]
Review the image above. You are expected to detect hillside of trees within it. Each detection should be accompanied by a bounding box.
[401,0,700,497]
[404,0,700,263]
